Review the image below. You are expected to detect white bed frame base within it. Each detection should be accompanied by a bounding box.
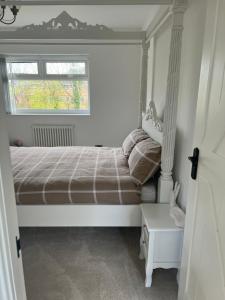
[1,0,187,227]
[17,205,141,227]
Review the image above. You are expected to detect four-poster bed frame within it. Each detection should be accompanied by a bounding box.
[0,0,187,227]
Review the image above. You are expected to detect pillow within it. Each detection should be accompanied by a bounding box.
[122,128,149,157]
[128,138,161,185]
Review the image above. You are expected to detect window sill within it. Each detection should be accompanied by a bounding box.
[7,113,91,117]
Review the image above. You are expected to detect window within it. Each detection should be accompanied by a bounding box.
[6,57,90,115]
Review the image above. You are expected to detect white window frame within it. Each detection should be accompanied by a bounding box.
[6,56,90,115]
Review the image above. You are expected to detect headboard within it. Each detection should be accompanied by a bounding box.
[142,100,172,205]
[142,101,163,145]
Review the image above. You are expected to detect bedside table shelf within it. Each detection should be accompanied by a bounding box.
[139,204,183,287]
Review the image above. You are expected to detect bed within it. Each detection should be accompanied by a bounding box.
[11,104,163,227]
[11,145,157,206]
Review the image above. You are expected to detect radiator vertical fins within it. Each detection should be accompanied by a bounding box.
[32,125,74,147]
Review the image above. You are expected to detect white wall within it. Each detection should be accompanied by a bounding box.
[146,20,171,119]
[174,0,207,209]
[1,44,141,147]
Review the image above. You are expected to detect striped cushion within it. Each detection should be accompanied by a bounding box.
[128,138,161,185]
[122,128,149,157]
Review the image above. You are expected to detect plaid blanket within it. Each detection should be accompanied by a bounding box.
[10,146,141,205]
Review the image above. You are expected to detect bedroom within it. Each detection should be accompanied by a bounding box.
[0,1,224,300]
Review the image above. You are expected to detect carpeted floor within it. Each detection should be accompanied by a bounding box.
[20,227,178,300]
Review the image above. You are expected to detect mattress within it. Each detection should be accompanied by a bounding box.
[141,180,157,203]
[10,146,142,205]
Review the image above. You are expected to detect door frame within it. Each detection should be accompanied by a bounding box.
[178,0,219,298]
[0,181,18,300]
[0,120,28,300]
[0,56,27,300]
[0,116,27,300]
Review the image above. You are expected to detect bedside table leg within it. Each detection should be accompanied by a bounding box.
[145,232,154,287]
[145,258,153,287]
[139,229,144,259]
[145,268,153,287]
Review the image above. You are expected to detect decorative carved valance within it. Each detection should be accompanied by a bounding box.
[0,11,145,41]
[16,11,113,34]
[145,101,163,132]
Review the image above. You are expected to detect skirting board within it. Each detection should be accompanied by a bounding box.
[17,204,142,227]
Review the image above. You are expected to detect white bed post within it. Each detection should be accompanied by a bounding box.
[139,41,150,127]
[158,0,187,203]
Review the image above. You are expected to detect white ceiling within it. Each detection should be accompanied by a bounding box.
[0,5,160,30]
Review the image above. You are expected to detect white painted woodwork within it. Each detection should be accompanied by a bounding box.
[139,204,183,287]
[0,74,27,299]
[142,101,163,145]
[142,116,163,145]
[178,0,225,299]
[139,42,150,126]
[0,6,161,33]
[0,40,142,46]
[17,205,141,227]
[158,0,187,203]
[0,31,145,42]
[0,11,145,41]
[146,6,171,42]
[146,37,155,110]
[143,0,187,204]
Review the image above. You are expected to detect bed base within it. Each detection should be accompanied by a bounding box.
[17,204,141,227]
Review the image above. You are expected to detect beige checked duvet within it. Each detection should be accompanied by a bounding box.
[10,146,142,205]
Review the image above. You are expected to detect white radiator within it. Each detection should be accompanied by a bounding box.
[32,125,75,147]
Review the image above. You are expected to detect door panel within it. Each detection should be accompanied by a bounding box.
[187,182,224,300]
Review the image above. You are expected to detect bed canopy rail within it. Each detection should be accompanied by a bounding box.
[0,0,187,205]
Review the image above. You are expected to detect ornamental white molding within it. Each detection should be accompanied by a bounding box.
[17,11,113,34]
[145,101,163,132]
[0,11,145,41]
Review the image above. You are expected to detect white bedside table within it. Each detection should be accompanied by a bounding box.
[139,203,183,287]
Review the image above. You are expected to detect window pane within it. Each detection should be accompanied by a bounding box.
[46,62,86,75]
[9,80,89,112]
[7,62,38,74]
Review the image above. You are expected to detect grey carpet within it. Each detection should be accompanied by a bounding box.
[20,227,178,300]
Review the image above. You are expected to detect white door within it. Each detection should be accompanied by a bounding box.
[0,75,27,298]
[178,0,225,299]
